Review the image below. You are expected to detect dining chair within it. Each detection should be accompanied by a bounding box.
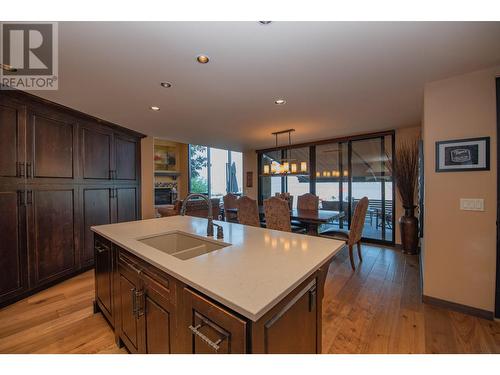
[321,196,369,270]
[223,193,239,222]
[236,196,261,227]
[264,197,292,232]
[297,193,319,211]
[275,192,294,210]
[165,198,221,219]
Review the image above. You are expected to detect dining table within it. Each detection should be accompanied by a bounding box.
[224,206,345,236]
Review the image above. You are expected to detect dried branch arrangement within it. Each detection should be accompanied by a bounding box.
[387,139,419,208]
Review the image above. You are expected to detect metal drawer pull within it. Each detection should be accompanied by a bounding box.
[17,162,25,177]
[95,244,108,253]
[131,288,137,316]
[188,324,223,352]
[135,289,144,318]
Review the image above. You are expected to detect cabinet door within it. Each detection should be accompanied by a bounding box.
[81,125,113,180]
[0,189,27,303]
[183,288,246,354]
[0,102,25,179]
[117,253,143,353]
[254,279,318,354]
[27,188,77,286]
[114,135,138,181]
[27,111,75,179]
[82,188,112,266]
[141,272,175,354]
[115,187,138,223]
[95,236,113,324]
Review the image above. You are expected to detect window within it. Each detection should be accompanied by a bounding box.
[188,145,208,194]
[258,132,395,244]
[188,145,243,198]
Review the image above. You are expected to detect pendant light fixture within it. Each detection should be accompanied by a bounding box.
[261,129,309,176]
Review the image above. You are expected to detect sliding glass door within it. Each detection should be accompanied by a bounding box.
[350,136,393,241]
[258,131,395,244]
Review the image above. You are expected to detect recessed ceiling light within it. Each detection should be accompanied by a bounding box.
[160,82,172,88]
[1,63,17,72]
[150,106,160,111]
[196,55,210,64]
[274,99,287,105]
[259,21,272,25]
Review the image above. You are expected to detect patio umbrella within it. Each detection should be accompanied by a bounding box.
[226,161,239,193]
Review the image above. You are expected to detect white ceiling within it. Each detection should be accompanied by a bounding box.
[33,21,500,151]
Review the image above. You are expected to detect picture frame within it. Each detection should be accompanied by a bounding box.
[246,171,253,188]
[435,137,490,172]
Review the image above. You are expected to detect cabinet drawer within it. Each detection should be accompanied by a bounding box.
[142,271,174,308]
[183,288,247,354]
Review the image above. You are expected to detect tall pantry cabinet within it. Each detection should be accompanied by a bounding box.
[0,90,144,307]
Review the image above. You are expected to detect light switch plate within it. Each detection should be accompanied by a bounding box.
[460,198,484,211]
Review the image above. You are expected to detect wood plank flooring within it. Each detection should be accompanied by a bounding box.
[0,271,126,354]
[0,244,498,353]
[322,244,500,353]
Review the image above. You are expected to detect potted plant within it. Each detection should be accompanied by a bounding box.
[391,139,420,254]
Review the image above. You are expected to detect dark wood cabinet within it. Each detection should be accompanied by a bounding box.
[81,126,140,183]
[81,124,113,180]
[94,236,114,325]
[114,135,138,181]
[115,187,138,223]
[0,189,27,303]
[114,249,176,354]
[81,186,139,267]
[27,111,76,180]
[97,242,330,354]
[183,288,247,354]
[117,252,143,353]
[142,272,175,354]
[0,101,25,179]
[0,90,143,308]
[27,187,77,287]
[251,279,318,353]
[82,187,113,266]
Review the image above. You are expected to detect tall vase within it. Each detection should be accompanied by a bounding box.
[399,206,419,254]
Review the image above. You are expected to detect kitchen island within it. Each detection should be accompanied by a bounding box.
[91,216,344,354]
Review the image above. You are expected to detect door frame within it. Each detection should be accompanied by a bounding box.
[495,77,500,319]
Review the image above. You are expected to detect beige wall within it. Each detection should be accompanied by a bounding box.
[243,150,258,199]
[423,65,499,312]
[177,143,189,199]
[141,136,155,219]
[141,137,190,219]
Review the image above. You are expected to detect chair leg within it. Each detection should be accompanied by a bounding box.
[357,241,362,262]
[348,244,355,270]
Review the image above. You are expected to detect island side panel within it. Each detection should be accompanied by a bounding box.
[250,257,333,354]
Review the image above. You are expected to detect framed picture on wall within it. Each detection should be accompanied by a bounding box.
[246,171,253,188]
[435,137,490,172]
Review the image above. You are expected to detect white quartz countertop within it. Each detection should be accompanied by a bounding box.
[91,216,344,321]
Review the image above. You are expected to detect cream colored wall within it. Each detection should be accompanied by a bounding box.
[243,150,258,199]
[423,65,499,312]
[141,137,190,219]
[178,143,189,199]
[394,126,422,245]
[141,136,155,219]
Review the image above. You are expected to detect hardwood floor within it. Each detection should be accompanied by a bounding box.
[0,244,498,354]
[322,244,500,353]
[0,271,126,354]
